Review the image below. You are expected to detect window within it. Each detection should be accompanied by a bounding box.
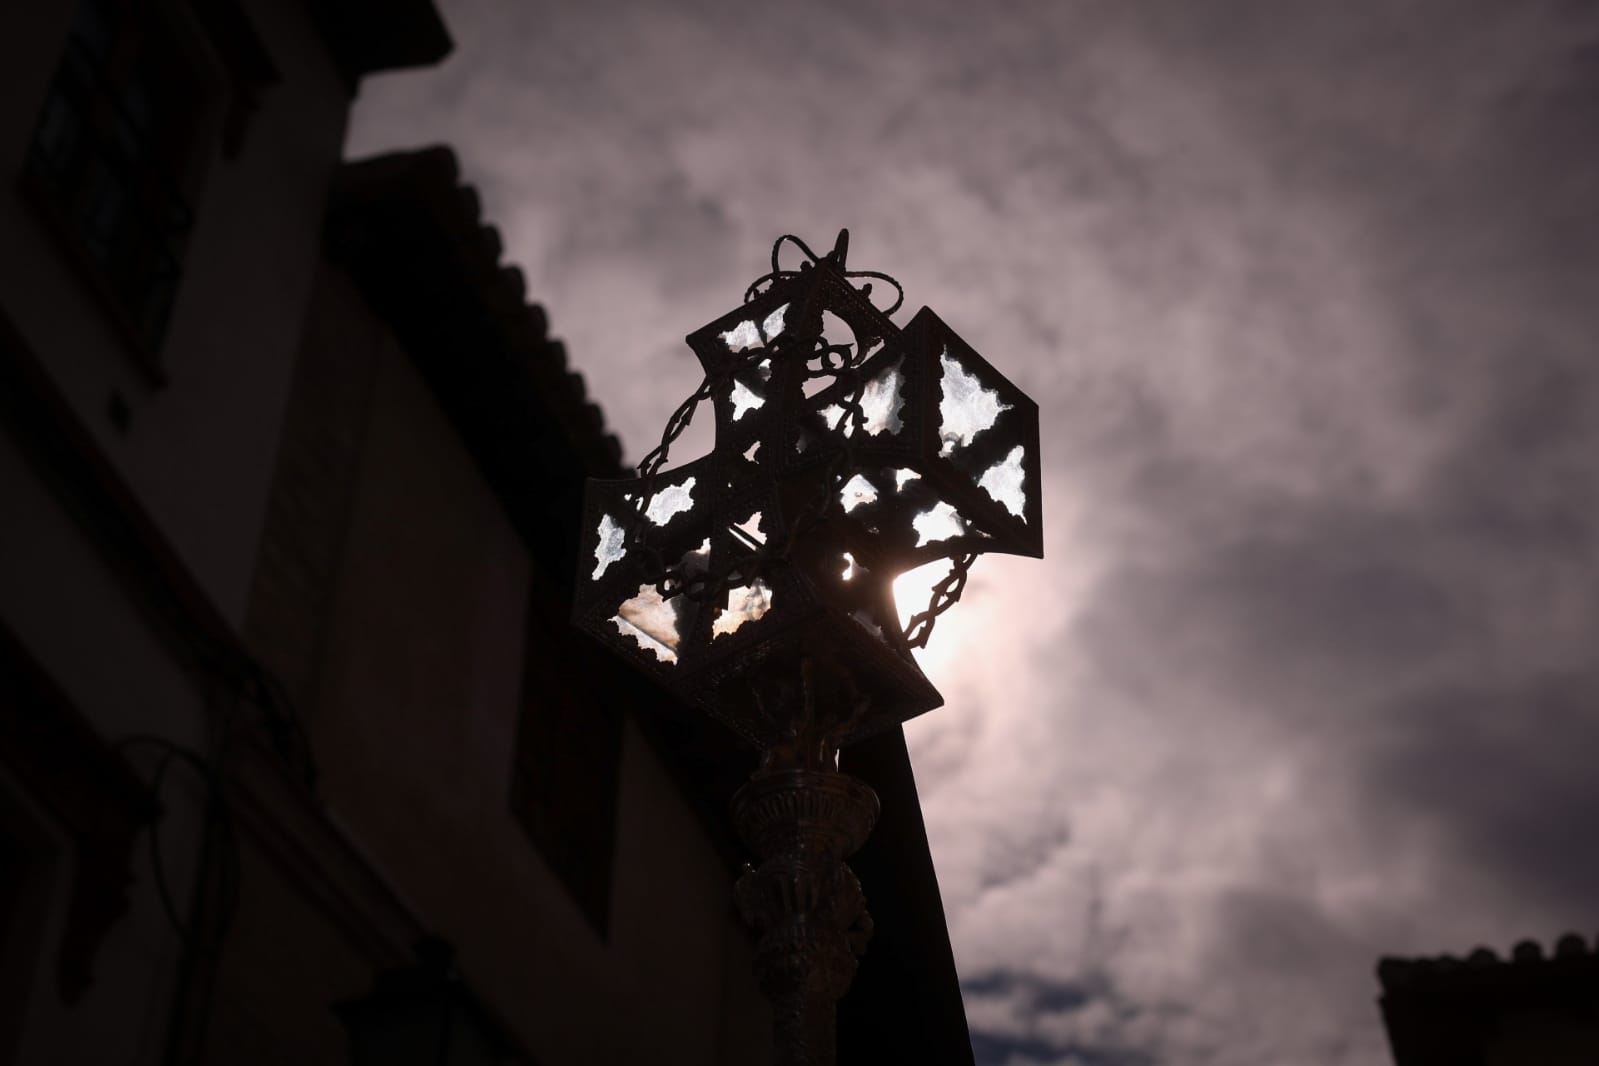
[510,576,625,937]
[25,0,217,367]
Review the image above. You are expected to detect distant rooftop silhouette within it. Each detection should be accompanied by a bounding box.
[1378,932,1599,1066]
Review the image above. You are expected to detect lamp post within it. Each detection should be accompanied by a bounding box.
[573,232,1042,1065]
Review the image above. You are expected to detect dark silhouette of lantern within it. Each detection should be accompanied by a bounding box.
[573,231,1041,757]
[573,232,1043,1066]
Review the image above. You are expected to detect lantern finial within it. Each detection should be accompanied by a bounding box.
[828,228,849,268]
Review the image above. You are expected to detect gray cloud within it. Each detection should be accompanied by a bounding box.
[350,1,1599,1062]
[1366,671,1599,918]
[964,969,1153,1066]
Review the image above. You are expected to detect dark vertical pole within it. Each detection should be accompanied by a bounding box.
[732,767,878,1066]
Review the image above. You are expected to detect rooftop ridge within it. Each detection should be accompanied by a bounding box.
[1378,930,1599,992]
[329,145,625,478]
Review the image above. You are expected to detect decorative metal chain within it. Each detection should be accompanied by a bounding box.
[901,551,976,649]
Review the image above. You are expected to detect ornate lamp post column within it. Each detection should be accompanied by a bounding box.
[573,232,1042,1065]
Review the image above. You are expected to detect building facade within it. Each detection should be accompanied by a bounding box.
[0,3,972,1065]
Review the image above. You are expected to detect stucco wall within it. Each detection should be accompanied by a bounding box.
[0,5,392,1063]
[0,4,773,1060]
[0,0,350,628]
[239,258,769,1065]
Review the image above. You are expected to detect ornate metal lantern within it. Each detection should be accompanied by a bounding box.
[572,232,1042,1064]
[574,231,1040,756]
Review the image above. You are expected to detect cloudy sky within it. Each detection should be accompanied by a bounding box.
[348,3,1599,1063]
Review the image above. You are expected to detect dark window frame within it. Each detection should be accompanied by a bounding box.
[21,0,231,381]
[509,569,625,939]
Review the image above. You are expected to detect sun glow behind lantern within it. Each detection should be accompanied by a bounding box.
[893,559,961,674]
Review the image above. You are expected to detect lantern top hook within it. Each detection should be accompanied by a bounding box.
[747,228,903,317]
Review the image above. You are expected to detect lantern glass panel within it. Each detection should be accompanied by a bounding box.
[612,582,685,664]
[937,350,1012,456]
[711,579,775,638]
[641,477,697,526]
[977,444,1027,518]
[591,513,627,579]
